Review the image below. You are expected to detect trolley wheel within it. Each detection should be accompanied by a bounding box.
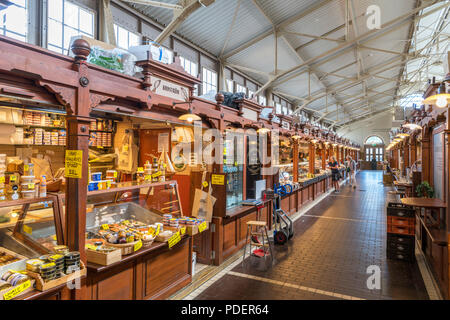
[274,230,288,245]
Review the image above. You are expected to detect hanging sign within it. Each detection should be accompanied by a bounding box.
[65,150,83,179]
[151,76,190,101]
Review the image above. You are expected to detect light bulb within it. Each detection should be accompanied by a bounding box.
[187,116,193,123]
[436,95,448,108]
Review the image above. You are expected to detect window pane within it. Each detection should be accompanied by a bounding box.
[48,44,63,54]
[48,0,63,21]
[79,8,93,34]
[48,19,63,47]
[1,1,27,41]
[64,1,79,29]
[63,25,79,51]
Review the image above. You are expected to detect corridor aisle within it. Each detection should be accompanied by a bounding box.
[192,171,429,300]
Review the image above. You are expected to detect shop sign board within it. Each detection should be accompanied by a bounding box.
[281,121,290,130]
[241,107,258,121]
[151,76,190,101]
[65,150,83,179]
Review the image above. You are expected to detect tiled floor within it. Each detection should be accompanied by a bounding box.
[192,171,429,300]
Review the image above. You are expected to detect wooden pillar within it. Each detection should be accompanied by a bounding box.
[321,146,326,169]
[403,141,409,175]
[65,39,92,300]
[336,146,340,163]
[293,139,299,182]
[410,139,417,165]
[309,143,315,174]
[422,131,431,183]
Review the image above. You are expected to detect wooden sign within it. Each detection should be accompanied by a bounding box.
[152,76,189,101]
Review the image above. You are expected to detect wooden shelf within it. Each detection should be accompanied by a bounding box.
[14,124,66,130]
[417,213,448,246]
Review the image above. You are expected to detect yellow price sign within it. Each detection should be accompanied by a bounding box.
[0,176,4,183]
[202,181,209,188]
[123,145,129,152]
[24,164,29,171]
[28,183,35,189]
[65,150,83,179]
[198,222,207,233]
[10,175,17,183]
[101,224,109,230]
[23,225,32,235]
[152,224,161,237]
[134,240,142,252]
[151,171,162,178]
[85,244,97,251]
[168,232,181,249]
[211,174,225,185]
[137,167,144,173]
[113,171,118,178]
[3,280,31,300]
[180,227,186,235]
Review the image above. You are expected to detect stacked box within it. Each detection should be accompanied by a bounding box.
[386,202,415,262]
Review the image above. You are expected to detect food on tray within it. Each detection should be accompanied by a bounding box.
[88,219,156,245]
[0,251,20,266]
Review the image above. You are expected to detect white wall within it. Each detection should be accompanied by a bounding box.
[337,112,394,147]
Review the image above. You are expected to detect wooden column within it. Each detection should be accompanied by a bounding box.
[403,141,410,174]
[321,146,326,169]
[309,143,315,174]
[410,138,417,166]
[65,39,92,300]
[422,131,431,183]
[336,146,340,163]
[293,139,299,182]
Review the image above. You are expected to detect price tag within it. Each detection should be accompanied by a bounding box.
[180,227,186,235]
[28,183,35,189]
[101,224,109,230]
[113,171,118,178]
[3,280,31,300]
[123,220,129,224]
[52,235,57,241]
[0,176,4,183]
[85,244,97,251]
[137,167,144,173]
[168,232,181,249]
[123,145,129,152]
[134,240,142,252]
[10,175,17,183]
[65,150,83,179]
[211,174,225,185]
[23,225,32,235]
[198,221,207,233]
[24,164,29,172]
[106,180,111,188]
[152,224,161,237]
[202,181,209,188]
[151,171,162,178]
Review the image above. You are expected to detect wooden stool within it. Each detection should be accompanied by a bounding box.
[242,221,273,264]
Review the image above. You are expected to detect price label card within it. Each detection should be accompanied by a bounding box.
[152,224,161,237]
[65,150,83,179]
[123,145,129,152]
[211,174,225,185]
[151,171,162,178]
[24,164,29,172]
[113,171,118,178]
[198,221,207,233]
[28,183,35,189]
[23,225,32,235]
[168,232,181,249]
[134,240,142,252]
[10,175,17,183]
[101,224,109,230]
[137,167,144,173]
[202,181,209,188]
[0,176,5,183]
[180,227,186,235]
[3,280,31,300]
[85,244,97,251]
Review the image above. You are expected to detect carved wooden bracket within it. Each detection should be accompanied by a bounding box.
[39,80,76,113]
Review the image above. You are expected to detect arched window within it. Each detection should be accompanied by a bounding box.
[365,136,383,145]
[364,136,384,162]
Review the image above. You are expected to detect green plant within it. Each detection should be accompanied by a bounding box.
[416,181,434,198]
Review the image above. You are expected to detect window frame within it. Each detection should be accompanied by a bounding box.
[46,0,96,55]
[0,0,29,42]
[201,67,217,96]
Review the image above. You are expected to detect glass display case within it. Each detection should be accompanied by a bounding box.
[0,196,63,274]
[298,142,310,179]
[223,130,244,209]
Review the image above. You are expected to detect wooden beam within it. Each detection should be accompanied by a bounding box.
[121,0,183,10]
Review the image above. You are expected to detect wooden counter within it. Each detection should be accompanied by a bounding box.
[85,236,192,300]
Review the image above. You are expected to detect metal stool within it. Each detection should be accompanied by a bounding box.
[242,221,273,264]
